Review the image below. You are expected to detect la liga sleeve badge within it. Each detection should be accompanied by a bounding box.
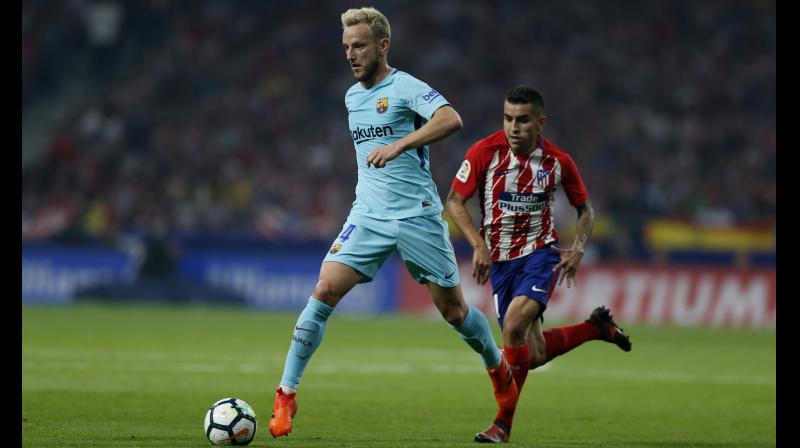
[456,160,471,183]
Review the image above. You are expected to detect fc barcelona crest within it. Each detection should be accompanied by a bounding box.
[376,97,389,114]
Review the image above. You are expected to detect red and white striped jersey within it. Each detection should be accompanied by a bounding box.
[451,130,589,262]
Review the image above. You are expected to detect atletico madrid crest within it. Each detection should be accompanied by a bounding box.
[376,97,389,114]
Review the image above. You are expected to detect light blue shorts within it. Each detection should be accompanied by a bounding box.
[323,213,461,288]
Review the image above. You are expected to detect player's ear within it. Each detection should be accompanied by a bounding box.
[537,114,547,131]
[378,37,390,55]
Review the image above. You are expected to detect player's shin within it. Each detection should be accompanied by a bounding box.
[450,305,502,368]
[279,296,336,390]
[452,306,519,431]
[503,344,531,392]
[538,322,600,366]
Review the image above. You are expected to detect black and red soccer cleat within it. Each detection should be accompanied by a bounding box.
[475,419,511,443]
[586,306,632,352]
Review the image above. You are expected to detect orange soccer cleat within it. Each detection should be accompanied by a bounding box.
[268,387,298,438]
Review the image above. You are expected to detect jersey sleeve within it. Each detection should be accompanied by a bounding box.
[399,74,450,120]
[451,143,485,199]
[559,153,589,206]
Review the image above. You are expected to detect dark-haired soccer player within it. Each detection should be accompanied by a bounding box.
[446,85,632,443]
[268,7,517,441]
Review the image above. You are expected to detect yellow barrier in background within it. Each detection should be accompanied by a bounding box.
[645,219,775,251]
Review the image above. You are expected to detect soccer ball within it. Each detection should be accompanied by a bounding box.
[203,398,257,445]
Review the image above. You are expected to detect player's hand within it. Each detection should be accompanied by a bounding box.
[551,245,584,288]
[367,143,404,168]
[472,245,492,285]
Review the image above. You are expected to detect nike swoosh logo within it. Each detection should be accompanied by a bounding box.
[227,427,250,441]
[531,285,546,293]
[295,326,317,333]
[444,271,456,279]
[493,169,518,177]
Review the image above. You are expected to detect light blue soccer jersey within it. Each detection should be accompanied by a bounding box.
[345,69,450,220]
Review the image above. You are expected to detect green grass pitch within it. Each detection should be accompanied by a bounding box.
[23,303,775,447]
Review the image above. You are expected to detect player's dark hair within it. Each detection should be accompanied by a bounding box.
[506,85,544,112]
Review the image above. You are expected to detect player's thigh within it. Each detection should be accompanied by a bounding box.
[322,217,396,287]
[396,215,460,288]
[502,295,543,345]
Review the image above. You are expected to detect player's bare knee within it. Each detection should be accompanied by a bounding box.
[503,315,527,342]
[440,305,467,326]
[312,279,342,305]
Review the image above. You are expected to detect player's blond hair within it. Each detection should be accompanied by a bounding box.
[341,7,391,40]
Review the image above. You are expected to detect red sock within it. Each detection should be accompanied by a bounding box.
[503,345,531,392]
[541,322,600,364]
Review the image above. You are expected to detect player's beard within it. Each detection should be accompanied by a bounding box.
[356,50,381,83]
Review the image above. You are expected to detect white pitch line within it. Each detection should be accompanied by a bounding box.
[554,369,776,387]
[22,347,478,364]
[22,358,772,386]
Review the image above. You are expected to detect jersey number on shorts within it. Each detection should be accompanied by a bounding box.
[339,224,356,242]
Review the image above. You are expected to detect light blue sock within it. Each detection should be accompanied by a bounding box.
[280,296,335,389]
[451,305,502,369]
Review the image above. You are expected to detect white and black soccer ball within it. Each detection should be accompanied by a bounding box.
[203,398,257,446]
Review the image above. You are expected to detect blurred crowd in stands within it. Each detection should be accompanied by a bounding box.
[22,0,775,260]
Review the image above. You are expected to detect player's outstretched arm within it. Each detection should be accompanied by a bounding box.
[446,188,492,285]
[552,200,595,288]
[367,105,463,168]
